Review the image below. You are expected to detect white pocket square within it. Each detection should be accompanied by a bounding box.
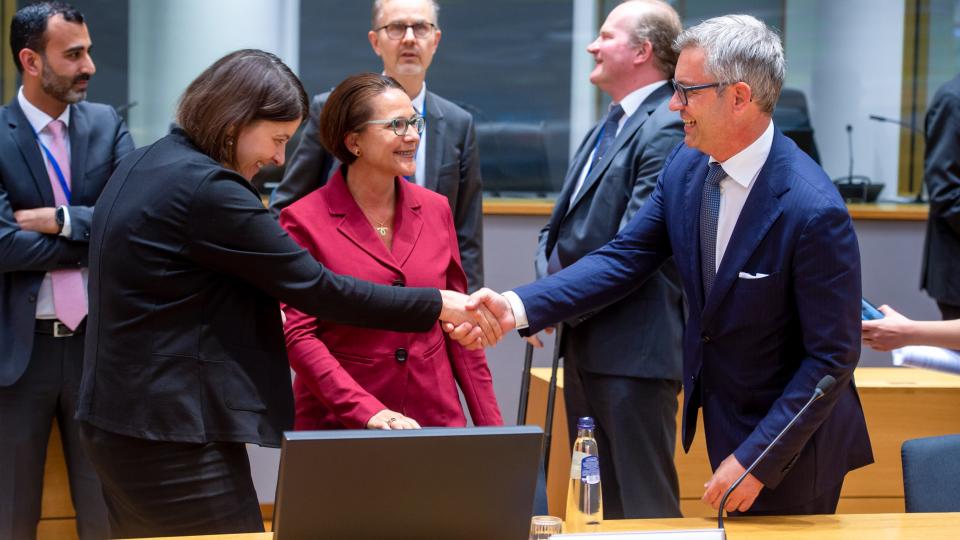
[738,272,769,280]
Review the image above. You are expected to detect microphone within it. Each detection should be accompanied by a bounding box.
[716,375,837,529]
[869,114,922,133]
[845,124,855,186]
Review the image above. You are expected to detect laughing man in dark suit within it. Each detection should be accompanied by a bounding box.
[525,0,685,519]
[271,0,484,291]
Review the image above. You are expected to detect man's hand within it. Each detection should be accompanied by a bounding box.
[14,207,59,234]
[702,454,763,513]
[861,305,914,351]
[439,289,502,348]
[524,326,555,348]
[466,288,517,334]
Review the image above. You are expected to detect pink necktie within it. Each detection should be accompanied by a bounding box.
[46,120,87,330]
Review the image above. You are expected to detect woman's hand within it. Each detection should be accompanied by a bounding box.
[366,409,421,430]
[862,304,914,351]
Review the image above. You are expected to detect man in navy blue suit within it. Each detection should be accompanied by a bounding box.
[465,14,873,515]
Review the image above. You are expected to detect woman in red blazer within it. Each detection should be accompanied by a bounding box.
[279,73,502,430]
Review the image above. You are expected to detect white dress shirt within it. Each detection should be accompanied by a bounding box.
[568,80,669,208]
[17,86,86,319]
[411,83,427,187]
[709,119,774,271]
[506,119,775,330]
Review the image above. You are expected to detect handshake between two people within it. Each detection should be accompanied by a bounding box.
[438,288,517,350]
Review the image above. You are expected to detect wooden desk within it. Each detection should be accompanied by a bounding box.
[127,512,960,539]
[526,366,960,518]
[483,199,929,221]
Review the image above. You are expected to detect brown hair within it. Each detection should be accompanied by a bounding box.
[625,0,682,78]
[319,73,404,165]
[176,49,309,168]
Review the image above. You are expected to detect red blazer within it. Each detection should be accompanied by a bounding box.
[279,169,502,429]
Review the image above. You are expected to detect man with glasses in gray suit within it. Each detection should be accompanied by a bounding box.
[271,0,483,292]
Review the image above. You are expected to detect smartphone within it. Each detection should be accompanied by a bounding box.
[861,298,884,321]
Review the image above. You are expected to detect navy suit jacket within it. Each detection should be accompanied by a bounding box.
[0,98,133,386]
[515,128,873,509]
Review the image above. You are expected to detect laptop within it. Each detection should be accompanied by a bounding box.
[273,425,543,540]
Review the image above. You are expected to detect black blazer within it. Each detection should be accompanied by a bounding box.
[535,83,685,381]
[0,98,133,387]
[77,129,441,447]
[270,90,484,291]
[921,73,960,306]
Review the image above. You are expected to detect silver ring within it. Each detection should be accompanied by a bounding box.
[387,417,398,423]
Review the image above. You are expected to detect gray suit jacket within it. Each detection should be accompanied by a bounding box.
[535,83,685,380]
[271,90,484,291]
[921,73,960,306]
[0,98,134,386]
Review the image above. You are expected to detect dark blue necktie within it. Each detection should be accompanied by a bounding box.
[547,103,626,275]
[587,103,625,175]
[700,163,726,299]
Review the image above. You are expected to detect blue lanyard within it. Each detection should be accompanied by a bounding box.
[32,127,72,203]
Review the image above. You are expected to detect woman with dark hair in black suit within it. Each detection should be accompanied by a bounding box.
[76,49,499,538]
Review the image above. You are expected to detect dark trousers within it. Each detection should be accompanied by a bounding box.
[0,331,109,540]
[564,361,682,519]
[79,423,264,538]
[938,302,960,321]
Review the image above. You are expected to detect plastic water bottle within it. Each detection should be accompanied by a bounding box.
[564,417,602,532]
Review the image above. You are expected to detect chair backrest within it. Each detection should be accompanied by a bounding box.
[901,434,960,512]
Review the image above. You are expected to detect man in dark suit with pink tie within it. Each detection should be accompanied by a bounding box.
[0,3,134,538]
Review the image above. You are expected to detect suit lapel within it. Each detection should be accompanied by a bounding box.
[327,171,405,275]
[6,100,54,204]
[684,156,710,311]
[701,131,791,322]
[542,125,599,255]
[567,84,671,214]
[423,91,445,191]
[388,180,423,268]
[68,104,89,202]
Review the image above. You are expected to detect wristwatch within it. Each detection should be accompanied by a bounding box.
[55,206,65,234]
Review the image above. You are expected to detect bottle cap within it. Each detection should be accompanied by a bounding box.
[577,417,595,429]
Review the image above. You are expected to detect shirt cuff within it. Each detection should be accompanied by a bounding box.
[59,206,72,237]
[502,290,529,330]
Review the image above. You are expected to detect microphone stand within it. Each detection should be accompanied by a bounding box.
[717,377,834,529]
[868,114,926,202]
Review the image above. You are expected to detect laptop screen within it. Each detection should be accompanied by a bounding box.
[273,425,543,540]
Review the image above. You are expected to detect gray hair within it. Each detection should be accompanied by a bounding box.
[371,0,440,29]
[673,14,784,113]
[624,0,682,78]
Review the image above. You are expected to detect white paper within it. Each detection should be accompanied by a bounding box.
[550,529,725,539]
[892,346,960,375]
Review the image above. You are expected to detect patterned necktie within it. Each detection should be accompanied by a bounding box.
[587,103,625,175]
[700,162,726,300]
[45,120,87,330]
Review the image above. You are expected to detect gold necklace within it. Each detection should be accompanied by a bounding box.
[355,203,392,237]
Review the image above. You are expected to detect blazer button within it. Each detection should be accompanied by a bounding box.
[395,348,408,363]
[392,279,405,287]
[28,294,37,303]
[701,334,711,343]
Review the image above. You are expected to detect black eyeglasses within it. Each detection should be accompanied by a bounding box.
[375,21,437,40]
[670,79,725,106]
[365,115,425,136]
